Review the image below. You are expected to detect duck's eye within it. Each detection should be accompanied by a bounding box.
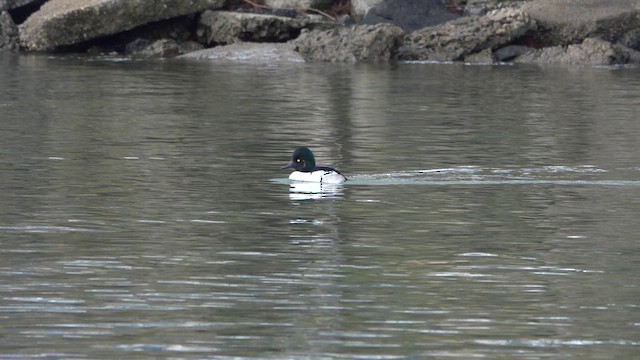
[296,158,301,163]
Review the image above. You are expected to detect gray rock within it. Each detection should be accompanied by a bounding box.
[625,45,640,63]
[350,0,383,21]
[0,0,37,11]
[337,14,355,26]
[463,48,493,63]
[127,38,178,58]
[0,10,18,51]
[125,38,203,58]
[522,0,640,46]
[293,23,405,62]
[179,42,305,63]
[361,0,459,32]
[197,10,332,46]
[18,0,226,51]
[463,0,532,12]
[620,28,640,50]
[464,7,487,17]
[514,37,640,65]
[493,44,533,61]
[397,8,537,62]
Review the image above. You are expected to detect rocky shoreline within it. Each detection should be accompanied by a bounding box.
[1,0,639,65]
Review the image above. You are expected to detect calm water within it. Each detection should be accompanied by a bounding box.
[1,53,639,359]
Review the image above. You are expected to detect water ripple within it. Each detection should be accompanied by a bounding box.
[0,225,96,233]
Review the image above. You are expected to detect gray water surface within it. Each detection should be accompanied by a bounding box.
[1,54,639,359]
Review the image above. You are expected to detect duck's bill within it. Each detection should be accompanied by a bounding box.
[281,161,294,169]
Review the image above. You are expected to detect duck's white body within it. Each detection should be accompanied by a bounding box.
[289,170,347,184]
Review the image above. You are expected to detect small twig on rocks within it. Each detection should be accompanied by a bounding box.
[243,0,270,9]
[304,7,336,21]
[242,0,337,21]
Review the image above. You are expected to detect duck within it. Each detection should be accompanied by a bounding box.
[281,147,347,184]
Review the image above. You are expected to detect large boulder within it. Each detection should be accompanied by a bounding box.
[522,0,640,46]
[361,0,459,32]
[197,10,333,46]
[18,0,225,51]
[293,23,405,62]
[513,37,640,65]
[396,8,536,61]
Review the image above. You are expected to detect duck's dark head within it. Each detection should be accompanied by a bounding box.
[281,147,316,172]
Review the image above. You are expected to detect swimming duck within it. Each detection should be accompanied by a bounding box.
[281,147,347,184]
